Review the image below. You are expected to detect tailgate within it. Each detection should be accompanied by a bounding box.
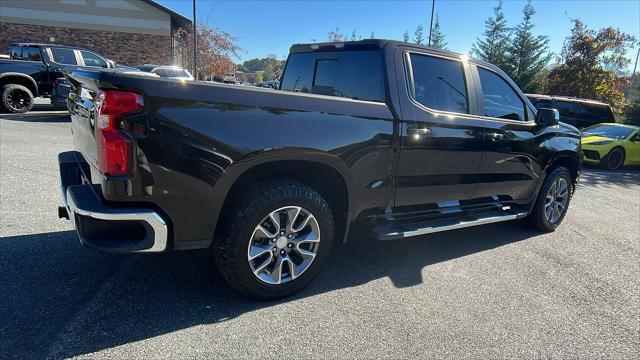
[68,83,99,172]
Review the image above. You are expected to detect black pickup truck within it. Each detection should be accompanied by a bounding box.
[59,40,581,299]
[0,43,117,113]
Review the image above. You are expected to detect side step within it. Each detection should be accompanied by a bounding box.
[373,210,528,241]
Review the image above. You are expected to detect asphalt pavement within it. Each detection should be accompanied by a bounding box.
[1,104,639,359]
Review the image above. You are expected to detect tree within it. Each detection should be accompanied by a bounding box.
[430,15,447,50]
[403,30,410,43]
[472,0,510,70]
[547,20,635,115]
[174,24,240,80]
[351,29,358,41]
[254,72,263,84]
[504,1,551,93]
[414,25,424,45]
[328,27,344,42]
[370,32,375,39]
[623,78,640,125]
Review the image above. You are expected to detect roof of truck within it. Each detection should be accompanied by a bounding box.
[525,93,611,107]
[289,39,502,74]
[11,43,91,51]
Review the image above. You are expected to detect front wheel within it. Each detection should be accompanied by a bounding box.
[1,84,34,113]
[214,179,335,300]
[527,166,573,232]
[602,147,625,170]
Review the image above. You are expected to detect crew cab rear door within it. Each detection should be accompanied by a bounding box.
[469,64,540,203]
[393,48,485,214]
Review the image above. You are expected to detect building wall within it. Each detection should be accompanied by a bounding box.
[0,22,172,66]
[0,0,172,36]
[0,0,182,65]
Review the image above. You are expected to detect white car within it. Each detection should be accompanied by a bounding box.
[135,64,194,81]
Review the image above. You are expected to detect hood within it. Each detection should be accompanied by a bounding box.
[558,121,581,136]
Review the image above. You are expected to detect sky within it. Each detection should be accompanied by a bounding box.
[156,0,640,70]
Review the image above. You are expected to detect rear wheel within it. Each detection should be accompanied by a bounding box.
[527,166,573,232]
[214,179,335,300]
[602,147,625,170]
[1,84,34,113]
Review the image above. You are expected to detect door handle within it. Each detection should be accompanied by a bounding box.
[487,132,504,142]
[407,126,433,140]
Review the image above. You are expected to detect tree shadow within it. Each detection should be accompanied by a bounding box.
[579,165,640,189]
[0,221,540,358]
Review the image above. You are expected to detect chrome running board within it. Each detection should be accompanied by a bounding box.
[374,211,528,241]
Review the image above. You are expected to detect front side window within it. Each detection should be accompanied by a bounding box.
[478,67,526,121]
[50,48,78,65]
[409,53,468,114]
[80,51,107,68]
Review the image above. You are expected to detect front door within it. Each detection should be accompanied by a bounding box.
[471,65,541,203]
[394,50,485,215]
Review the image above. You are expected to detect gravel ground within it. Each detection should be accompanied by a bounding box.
[1,107,639,359]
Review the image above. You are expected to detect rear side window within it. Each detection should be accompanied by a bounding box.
[281,50,385,102]
[50,48,77,65]
[530,98,552,109]
[580,103,615,122]
[555,101,577,117]
[478,67,526,121]
[409,53,468,114]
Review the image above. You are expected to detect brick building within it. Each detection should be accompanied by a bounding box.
[0,0,191,66]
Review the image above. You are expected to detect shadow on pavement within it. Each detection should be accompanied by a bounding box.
[0,103,69,123]
[579,165,640,189]
[0,221,539,358]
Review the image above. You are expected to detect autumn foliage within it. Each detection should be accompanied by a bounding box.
[174,25,241,80]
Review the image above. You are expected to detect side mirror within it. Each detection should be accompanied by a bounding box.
[536,108,559,126]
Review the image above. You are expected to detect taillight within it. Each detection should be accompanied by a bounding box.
[95,90,143,176]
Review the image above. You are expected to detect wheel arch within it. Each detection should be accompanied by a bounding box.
[545,153,581,184]
[213,155,354,245]
[0,73,39,97]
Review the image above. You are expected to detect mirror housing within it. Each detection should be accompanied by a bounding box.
[536,108,559,126]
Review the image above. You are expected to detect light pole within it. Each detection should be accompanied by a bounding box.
[192,0,197,80]
[428,0,435,46]
[633,46,639,75]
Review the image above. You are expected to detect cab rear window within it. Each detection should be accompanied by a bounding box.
[281,50,385,102]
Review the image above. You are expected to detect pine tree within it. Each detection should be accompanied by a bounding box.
[504,0,551,93]
[370,32,375,39]
[471,0,510,70]
[430,15,447,50]
[403,30,410,43]
[414,25,424,45]
[351,29,357,41]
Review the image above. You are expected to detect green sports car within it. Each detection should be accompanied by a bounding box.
[581,123,640,170]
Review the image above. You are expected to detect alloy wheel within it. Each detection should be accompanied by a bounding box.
[247,206,320,285]
[6,89,31,112]
[544,177,569,223]
[607,150,624,170]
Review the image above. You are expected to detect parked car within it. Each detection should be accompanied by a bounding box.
[527,94,615,129]
[59,40,581,299]
[0,43,119,113]
[262,80,277,88]
[50,77,71,110]
[581,123,640,169]
[135,64,194,81]
[223,73,237,84]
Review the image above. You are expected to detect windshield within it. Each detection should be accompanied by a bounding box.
[582,125,635,140]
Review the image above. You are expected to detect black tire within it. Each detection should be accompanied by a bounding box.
[1,84,34,113]
[527,166,573,232]
[602,147,625,170]
[214,179,335,300]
